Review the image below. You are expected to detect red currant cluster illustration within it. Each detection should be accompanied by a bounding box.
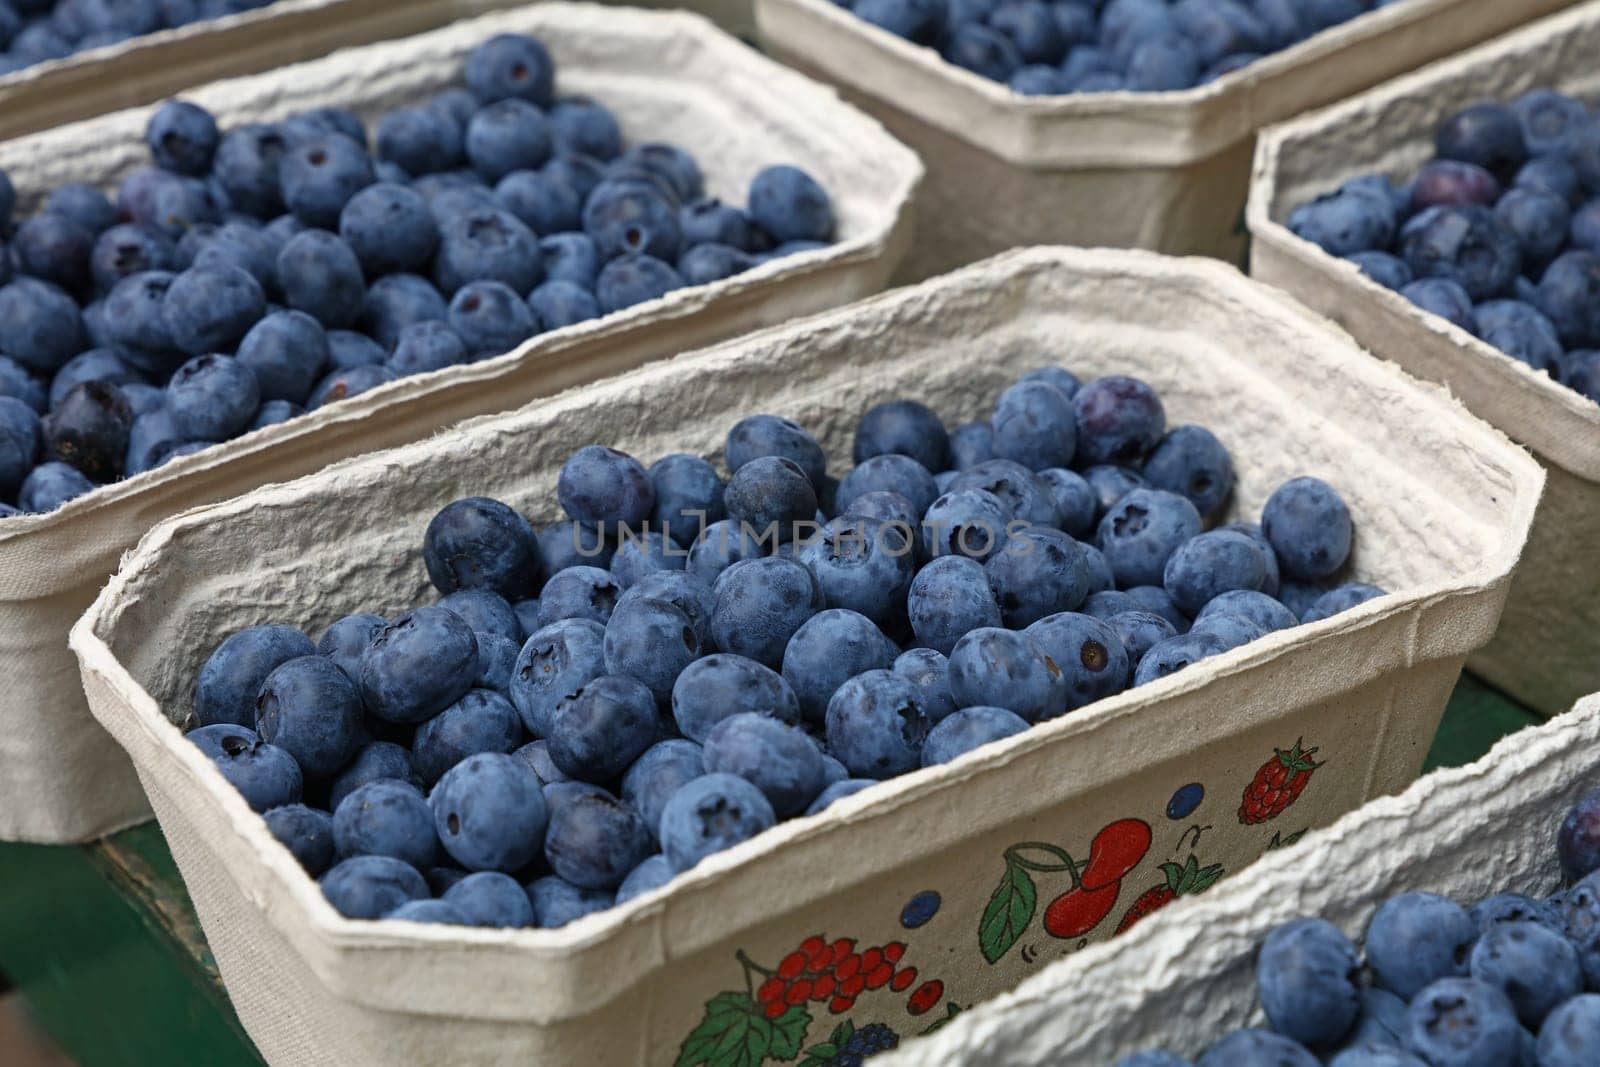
[749,935,937,1019]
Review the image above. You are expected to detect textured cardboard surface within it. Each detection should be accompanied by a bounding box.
[1249,1,1600,717]
[0,3,919,845]
[755,0,1579,280]
[887,695,1600,1064]
[73,248,1540,1065]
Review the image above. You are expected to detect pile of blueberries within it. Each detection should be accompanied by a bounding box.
[187,366,1386,928]
[0,32,835,519]
[0,1,285,76]
[1119,787,1600,1067]
[1290,91,1600,405]
[838,0,1406,96]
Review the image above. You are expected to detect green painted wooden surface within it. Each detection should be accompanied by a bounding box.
[0,671,1545,1066]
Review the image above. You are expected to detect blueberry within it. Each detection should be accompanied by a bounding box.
[1193,590,1295,635]
[383,319,465,377]
[1466,920,1580,1028]
[13,212,93,290]
[884,652,953,728]
[511,619,607,737]
[359,606,479,724]
[1257,917,1360,1049]
[1411,160,1502,211]
[728,414,827,488]
[543,153,607,204]
[548,97,622,161]
[146,99,219,176]
[1492,188,1571,271]
[1124,36,1202,91]
[332,779,437,869]
[1141,425,1234,521]
[1195,1031,1315,1067]
[465,100,552,183]
[1345,251,1415,291]
[537,566,622,628]
[374,106,463,177]
[801,515,917,629]
[0,279,85,373]
[1515,153,1582,205]
[854,0,946,43]
[609,529,687,588]
[1163,530,1270,614]
[557,446,653,532]
[616,143,703,203]
[542,788,653,891]
[412,689,523,785]
[1401,277,1477,334]
[254,654,362,778]
[194,624,315,728]
[1133,631,1227,685]
[466,34,555,107]
[1114,1053,1192,1067]
[431,752,547,872]
[17,461,96,513]
[988,379,1077,471]
[1301,582,1386,623]
[320,855,427,919]
[824,669,928,779]
[724,456,817,545]
[1512,90,1591,158]
[642,454,725,549]
[710,556,821,667]
[381,899,464,924]
[672,653,801,742]
[1436,103,1528,181]
[512,739,567,786]
[1400,204,1520,301]
[277,229,365,329]
[278,133,375,229]
[0,356,46,414]
[1473,299,1564,374]
[337,182,438,276]
[538,233,600,289]
[38,184,111,242]
[1106,611,1178,681]
[1562,871,1600,987]
[948,422,995,471]
[205,732,302,813]
[359,273,446,349]
[448,280,537,357]
[436,871,534,928]
[37,380,127,483]
[942,23,1024,81]
[621,739,704,834]
[659,771,776,872]
[921,488,1011,563]
[1538,995,1600,1067]
[1093,488,1200,587]
[603,596,702,706]
[854,399,948,472]
[1031,469,1092,538]
[701,711,825,818]
[1560,788,1600,886]
[1469,892,1560,933]
[1083,590,1141,620]
[1289,186,1396,256]
[946,626,1064,723]
[1073,376,1165,467]
[526,279,599,330]
[124,170,223,242]
[323,743,416,812]
[495,170,581,238]
[424,496,542,599]
[989,0,1066,63]
[475,633,521,693]
[920,705,1033,771]
[537,520,615,575]
[907,555,1002,655]
[583,179,682,262]
[1535,251,1600,349]
[263,804,336,876]
[686,519,764,584]
[1403,977,1522,1067]
[546,673,659,782]
[780,608,898,725]
[615,854,675,904]
[1018,610,1125,708]
[526,875,613,927]
[679,199,757,252]
[432,206,541,298]
[594,253,684,314]
[1366,892,1477,1000]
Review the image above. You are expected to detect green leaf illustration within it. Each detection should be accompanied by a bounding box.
[979,855,1037,964]
[768,1006,810,1061]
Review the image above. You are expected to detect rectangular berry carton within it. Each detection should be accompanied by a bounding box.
[0,3,920,845]
[753,0,1577,281]
[880,696,1600,1064]
[71,247,1539,1066]
[1248,2,1600,717]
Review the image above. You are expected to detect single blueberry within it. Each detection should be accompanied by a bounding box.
[263,804,336,877]
[431,752,547,872]
[359,606,479,724]
[658,772,775,873]
[319,855,427,919]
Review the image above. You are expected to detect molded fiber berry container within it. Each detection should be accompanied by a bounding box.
[72,248,1539,1066]
[0,0,765,143]
[0,3,919,845]
[884,695,1600,1064]
[753,0,1577,280]
[1249,2,1600,718]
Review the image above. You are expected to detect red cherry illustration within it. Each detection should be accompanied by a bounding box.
[777,951,807,980]
[1042,879,1122,939]
[1079,819,1153,892]
[891,967,917,992]
[764,998,787,1020]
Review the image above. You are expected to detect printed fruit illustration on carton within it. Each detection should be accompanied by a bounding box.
[1239,739,1323,825]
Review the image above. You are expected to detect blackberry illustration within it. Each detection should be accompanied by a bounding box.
[824,1022,900,1066]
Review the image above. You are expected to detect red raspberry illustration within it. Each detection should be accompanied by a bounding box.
[891,967,917,992]
[763,998,787,1019]
[786,979,813,1005]
[860,947,882,971]
[839,973,866,998]
[835,953,862,981]
[865,962,894,989]
[883,942,905,963]
[777,951,808,980]
[811,974,836,1000]
[829,995,854,1015]
[757,977,784,1003]
[1239,739,1322,824]
[1115,855,1225,934]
